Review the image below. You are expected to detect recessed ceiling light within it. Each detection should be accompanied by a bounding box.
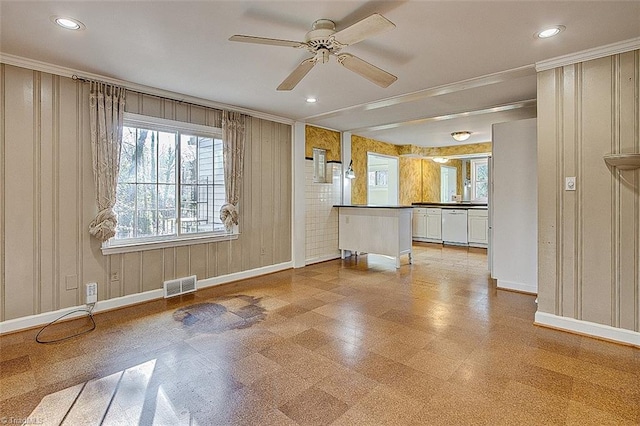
[306,97,317,103]
[51,16,85,31]
[535,25,565,39]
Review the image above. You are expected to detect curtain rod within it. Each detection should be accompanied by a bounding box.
[72,74,197,107]
[67,71,293,124]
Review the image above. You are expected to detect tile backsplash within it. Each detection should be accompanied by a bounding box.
[305,160,341,264]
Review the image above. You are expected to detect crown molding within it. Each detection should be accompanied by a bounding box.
[536,37,640,72]
[0,52,295,125]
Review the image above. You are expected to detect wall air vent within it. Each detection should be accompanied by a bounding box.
[163,275,197,298]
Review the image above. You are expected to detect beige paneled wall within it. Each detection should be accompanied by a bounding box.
[0,64,291,322]
[537,49,639,332]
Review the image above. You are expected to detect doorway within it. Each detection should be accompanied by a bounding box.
[441,165,457,203]
[367,153,399,205]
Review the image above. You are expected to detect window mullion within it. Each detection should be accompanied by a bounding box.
[176,130,181,237]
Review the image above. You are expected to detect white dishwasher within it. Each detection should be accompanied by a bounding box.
[441,209,468,245]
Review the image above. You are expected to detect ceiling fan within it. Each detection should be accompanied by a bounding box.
[229,13,398,91]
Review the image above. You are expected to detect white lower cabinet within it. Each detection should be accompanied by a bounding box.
[413,207,441,242]
[468,209,488,247]
[425,208,442,241]
[412,208,427,238]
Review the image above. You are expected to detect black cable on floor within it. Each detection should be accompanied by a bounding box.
[35,304,96,344]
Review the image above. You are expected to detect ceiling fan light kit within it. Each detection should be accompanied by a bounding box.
[230,13,398,91]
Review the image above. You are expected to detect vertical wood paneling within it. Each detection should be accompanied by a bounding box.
[278,123,292,263]
[240,118,254,272]
[617,50,639,331]
[216,241,231,276]
[261,120,275,267]
[189,244,207,279]
[163,247,175,281]
[581,57,614,326]
[58,76,82,309]
[250,118,263,269]
[39,73,55,313]
[142,249,163,291]
[560,65,575,318]
[207,243,218,278]
[1,66,292,323]
[123,252,141,296]
[538,49,640,333]
[176,246,190,278]
[33,72,42,313]
[4,66,36,320]
[0,64,5,321]
[536,69,560,315]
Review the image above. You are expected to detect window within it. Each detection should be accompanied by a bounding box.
[111,114,227,248]
[471,158,489,201]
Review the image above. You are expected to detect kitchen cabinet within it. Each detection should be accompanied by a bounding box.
[425,208,442,241]
[412,208,427,238]
[468,209,488,247]
[337,205,413,268]
[413,207,442,242]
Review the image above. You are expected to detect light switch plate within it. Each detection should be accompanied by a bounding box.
[565,177,576,191]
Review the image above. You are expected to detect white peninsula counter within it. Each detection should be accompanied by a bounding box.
[334,205,413,268]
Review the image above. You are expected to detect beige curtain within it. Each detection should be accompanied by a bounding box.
[220,111,246,230]
[88,81,126,241]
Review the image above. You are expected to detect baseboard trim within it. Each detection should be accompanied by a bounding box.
[497,280,537,295]
[0,261,293,335]
[535,311,640,348]
[305,254,341,266]
[197,261,293,288]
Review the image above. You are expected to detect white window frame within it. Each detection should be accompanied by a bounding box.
[101,113,237,255]
[471,158,489,202]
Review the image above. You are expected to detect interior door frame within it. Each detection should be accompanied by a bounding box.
[367,152,399,205]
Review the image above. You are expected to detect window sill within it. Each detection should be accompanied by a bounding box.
[101,232,239,255]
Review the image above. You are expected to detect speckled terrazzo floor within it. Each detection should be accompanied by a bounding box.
[1,243,639,425]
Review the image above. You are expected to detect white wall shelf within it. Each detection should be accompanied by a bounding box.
[603,153,640,170]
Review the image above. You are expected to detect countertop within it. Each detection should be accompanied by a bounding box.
[333,204,414,209]
[411,202,488,209]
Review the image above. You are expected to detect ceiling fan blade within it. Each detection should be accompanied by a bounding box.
[229,35,306,48]
[337,53,397,88]
[332,13,395,46]
[277,58,316,91]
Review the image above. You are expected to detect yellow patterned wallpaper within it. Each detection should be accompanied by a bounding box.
[351,135,400,204]
[351,135,491,204]
[305,126,341,161]
[399,157,422,205]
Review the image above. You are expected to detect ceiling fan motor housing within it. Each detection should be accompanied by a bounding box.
[305,19,339,53]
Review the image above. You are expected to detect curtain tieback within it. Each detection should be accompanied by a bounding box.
[220,203,238,230]
[89,207,117,241]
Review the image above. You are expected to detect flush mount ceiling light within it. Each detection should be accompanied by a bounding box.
[51,16,85,30]
[451,131,471,142]
[535,25,565,39]
[432,157,449,164]
[306,97,317,103]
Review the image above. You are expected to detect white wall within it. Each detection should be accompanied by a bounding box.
[491,118,538,294]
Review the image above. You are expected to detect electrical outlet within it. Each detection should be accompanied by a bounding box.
[86,282,98,304]
[110,271,119,282]
[260,247,266,255]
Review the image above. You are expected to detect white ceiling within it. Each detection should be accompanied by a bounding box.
[1,1,639,147]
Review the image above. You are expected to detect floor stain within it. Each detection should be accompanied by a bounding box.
[172,295,266,331]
